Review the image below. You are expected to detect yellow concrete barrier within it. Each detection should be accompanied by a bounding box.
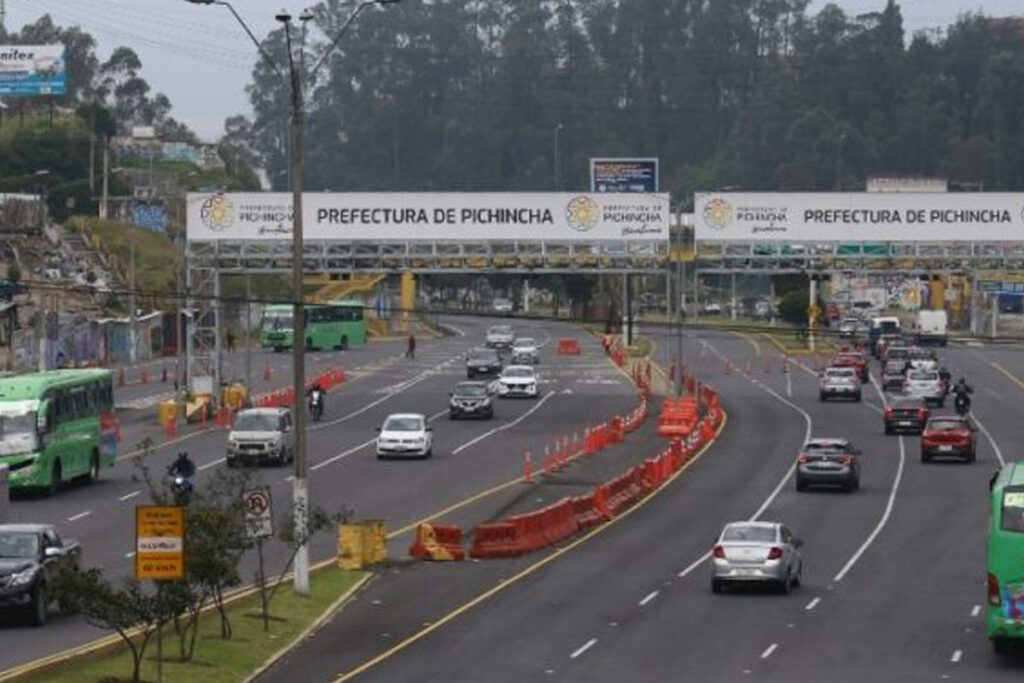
[337,520,388,570]
[157,399,177,428]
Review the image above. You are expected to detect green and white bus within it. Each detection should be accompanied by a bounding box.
[260,300,367,352]
[988,461,1024,654]
[0,369,117,494]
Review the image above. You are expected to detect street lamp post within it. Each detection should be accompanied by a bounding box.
[553,123,564,191]
[187,0,404,595]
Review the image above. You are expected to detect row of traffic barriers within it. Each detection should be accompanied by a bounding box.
[251,366,347,409]
[467,385,725,560]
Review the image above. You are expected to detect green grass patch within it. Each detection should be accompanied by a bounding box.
[72,216,178,297]
[27,568,365,683]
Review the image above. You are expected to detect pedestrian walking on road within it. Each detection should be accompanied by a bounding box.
[406,333,416,359]
[226,329,236,353]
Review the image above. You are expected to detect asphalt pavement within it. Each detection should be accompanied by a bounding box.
[260,327,1024,683]
[0,316,637,673]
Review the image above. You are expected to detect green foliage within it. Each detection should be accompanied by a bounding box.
[238,1,1024,194]
[75,216,177,297]
[779,288,810,327]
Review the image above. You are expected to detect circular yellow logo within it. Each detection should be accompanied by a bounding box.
[701,198,733,230]
[200,193,234,232]
[566,196,600,232]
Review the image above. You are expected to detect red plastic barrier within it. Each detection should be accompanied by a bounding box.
[409,523,465,561]
[609,416,624,443]
[470,523,527,558]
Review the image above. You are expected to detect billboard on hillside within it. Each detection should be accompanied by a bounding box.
[591,158,659,193]
[695,192,1024,242]
[0,45,66,96]
[186,192,670,242]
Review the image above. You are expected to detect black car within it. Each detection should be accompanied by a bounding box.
[449,381,495,420]
[0,524,81,625]
[883,395,929,435]
[795,438,861,492]
[466,348,502,379]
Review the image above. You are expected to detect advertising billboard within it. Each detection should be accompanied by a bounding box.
[591,158,659,193]
[695,192,1024,242]
[0,45,66,96]
[186,192,670,242]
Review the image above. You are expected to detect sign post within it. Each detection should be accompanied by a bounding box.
[243,487,274,630]
[135,505,183,683]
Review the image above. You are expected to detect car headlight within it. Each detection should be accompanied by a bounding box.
[9,568,36,586]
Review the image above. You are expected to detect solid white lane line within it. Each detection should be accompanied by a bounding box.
[971,605,981,618]
[125,551,135,559]
[678,552,711,579]
[984,387,1003,400]
[570,638,598,659]
[760,643,778,660]
[971,412,1006,468]
[119,490,141,501]
[833,434,905,583]
[638,590,659,607]
[452,391,556,455]
[785,368,793,398]
[950,650,962,663]
[805,597,821,611]
[67,510,93,522]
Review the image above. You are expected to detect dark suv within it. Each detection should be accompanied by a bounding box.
[883,395,929,435]
[466,348,502,379]
[449,381,494,420]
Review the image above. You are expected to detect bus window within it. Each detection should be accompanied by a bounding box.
[1002,488,1024,533]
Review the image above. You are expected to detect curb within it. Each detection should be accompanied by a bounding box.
[241,573,373,683]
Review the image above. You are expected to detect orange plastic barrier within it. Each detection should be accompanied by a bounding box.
[470,523,527,558]
[409,523,465,561]
[557,338,582,355]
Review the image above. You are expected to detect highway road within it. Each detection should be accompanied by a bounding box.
[255,327,1024,683]
[0,316,638,673]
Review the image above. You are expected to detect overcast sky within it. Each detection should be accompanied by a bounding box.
[3,0,1021,142]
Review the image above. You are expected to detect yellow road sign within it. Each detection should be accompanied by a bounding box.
[135,505,184,581]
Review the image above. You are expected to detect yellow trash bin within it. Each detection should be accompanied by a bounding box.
[337,524,365,570]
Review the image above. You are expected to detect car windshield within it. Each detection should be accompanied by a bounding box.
[234,413,281,431]
[888,348,909,358]
[890,398,922,409]
[722,525,776,543]
[488,326,512,335]
[383,417,424,432]
[0,531,39,559]
[514,338,536,348]
[0,406,40,456]
[806,441,847,453]
[504,368,534,378]
[908,371,938,381]
[455,384,487,397]
[928,419,964,432]
[826,369,855,379]
[885,362,905,373]
[1002,488,1024,533]
[469,350,499,361]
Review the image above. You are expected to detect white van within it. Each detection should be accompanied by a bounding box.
[916,309,948,346]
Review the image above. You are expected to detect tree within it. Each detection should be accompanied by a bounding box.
[778,287,810,327]
[51,568,169,683]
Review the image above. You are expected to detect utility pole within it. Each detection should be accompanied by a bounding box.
[245,273,252,393]
[129,216,137,362]
[100,139,109,220]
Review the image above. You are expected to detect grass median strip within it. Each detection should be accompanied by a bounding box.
[21,568,366,683]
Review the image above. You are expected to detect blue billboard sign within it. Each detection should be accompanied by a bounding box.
[132,203,168,232]
[0,45,66,96]
[590,158,659,193]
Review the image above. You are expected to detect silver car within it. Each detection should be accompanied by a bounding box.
[711,521,804,594]
[903,368,945,407]
[485,324,515,349]
[511,337,539,365]
[819,367,861,402]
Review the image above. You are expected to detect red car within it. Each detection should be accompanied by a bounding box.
[831,352,868,382]
[920,416,976,463]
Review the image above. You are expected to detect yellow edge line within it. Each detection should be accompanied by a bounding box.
[241,573,373,683]
[990,361,1024,393]
[330,411,729,683]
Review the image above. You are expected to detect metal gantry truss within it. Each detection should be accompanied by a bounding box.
[185,238,669,392]
[693,240,1024,274]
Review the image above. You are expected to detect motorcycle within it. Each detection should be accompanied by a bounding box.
[168,471,194,505]
[310,390,324,423]
[954,393,971,417]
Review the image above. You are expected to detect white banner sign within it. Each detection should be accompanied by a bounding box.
[695,192,1024,242]
[187,192,669,242]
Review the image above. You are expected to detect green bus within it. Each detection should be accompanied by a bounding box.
[260,300,367,352]
[988,461,1024,654]
[0,369,117,494]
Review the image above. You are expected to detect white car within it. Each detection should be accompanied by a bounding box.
[485,324,515,349]
[226,407,293,467]
[903,369,945,407]
[703,302,723,315]
[492,298,514,314]
[497,365,539,398]
[511,337,539,365]
[376,413,433,459]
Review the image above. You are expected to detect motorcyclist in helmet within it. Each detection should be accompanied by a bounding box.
[952,377,973,398]
[169,450,196,479]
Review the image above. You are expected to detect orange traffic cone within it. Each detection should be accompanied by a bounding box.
[523,451,533,483]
